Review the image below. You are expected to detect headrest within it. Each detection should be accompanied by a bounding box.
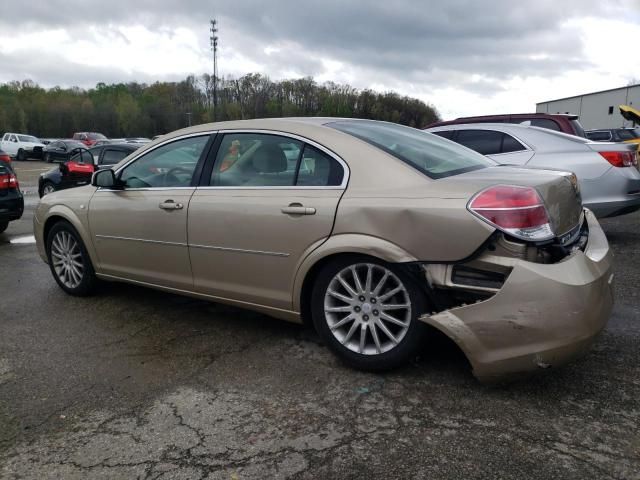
[252,144,287,173]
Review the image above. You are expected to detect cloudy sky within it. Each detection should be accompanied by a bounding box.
[1,0,639,119]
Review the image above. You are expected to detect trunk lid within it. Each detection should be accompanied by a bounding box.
[437,166,583,237]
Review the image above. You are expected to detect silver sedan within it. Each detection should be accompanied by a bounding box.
[425,123,640,218]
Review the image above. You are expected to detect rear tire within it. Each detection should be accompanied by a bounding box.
[46,221,97,296]
[311,255,428,371]
[45,153,52,163]
[41,181,56,196]
[0,221,8,234]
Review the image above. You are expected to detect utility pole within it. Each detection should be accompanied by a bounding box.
[209,19,219,121]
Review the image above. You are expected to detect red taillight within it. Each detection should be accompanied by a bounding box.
[599,151,637,167]
[0,173,18,190]
[468,185,554,241]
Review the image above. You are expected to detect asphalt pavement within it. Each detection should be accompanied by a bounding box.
[1,161,639,479]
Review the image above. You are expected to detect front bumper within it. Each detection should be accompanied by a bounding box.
[420,210,613,381]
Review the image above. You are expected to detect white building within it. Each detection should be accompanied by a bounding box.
[536,84,640,130]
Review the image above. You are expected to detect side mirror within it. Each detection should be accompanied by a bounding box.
[92,169,122,189]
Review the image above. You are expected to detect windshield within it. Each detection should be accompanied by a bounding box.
[18,135,39,143]
[328,120,495,179]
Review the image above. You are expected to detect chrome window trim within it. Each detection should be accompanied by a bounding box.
[208,129,350,189]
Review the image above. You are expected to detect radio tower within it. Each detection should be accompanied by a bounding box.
[209,19,219,120]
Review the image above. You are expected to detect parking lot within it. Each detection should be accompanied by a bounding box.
[1,160,639,479]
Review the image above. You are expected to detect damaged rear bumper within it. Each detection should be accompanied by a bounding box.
[419,209,613,382]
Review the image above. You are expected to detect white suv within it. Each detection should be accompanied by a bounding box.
[0,133,45,161]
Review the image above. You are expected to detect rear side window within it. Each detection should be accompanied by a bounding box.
[102,149,129,165]
[455,130,503,155]
[296,145,344,186]
[330,120,493,179]
[501,134,526,153]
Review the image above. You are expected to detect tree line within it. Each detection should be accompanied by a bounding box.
[0,74,440,138]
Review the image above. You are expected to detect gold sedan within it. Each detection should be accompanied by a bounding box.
[34,118,613,381]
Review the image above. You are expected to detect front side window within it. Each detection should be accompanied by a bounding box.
[616,129,637,141]
[586,131,612,141]
[120,135,208,188]
[102,149,129,166]
[329,120,493,179]
[210,133,303,187]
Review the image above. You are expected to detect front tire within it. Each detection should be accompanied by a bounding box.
[17,149,26,161]
[45,153,52,163]
[46,221,96,296]
[311,255,428,371]
[0,221,8,234]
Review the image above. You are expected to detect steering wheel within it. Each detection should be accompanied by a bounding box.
[162,166,193,186]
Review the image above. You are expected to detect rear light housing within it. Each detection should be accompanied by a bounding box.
[0,172,18,190]
[468,185,554,242]
[599,151,637,167]
[0,153,11,164]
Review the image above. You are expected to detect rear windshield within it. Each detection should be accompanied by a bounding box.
[88,133,107,140]
[570,119,586,138]
[328,120,494,179]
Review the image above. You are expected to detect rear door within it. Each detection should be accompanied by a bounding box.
[187,131,348,310]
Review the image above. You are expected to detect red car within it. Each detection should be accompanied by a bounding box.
[72,132,107,147]
[426,113,586,138]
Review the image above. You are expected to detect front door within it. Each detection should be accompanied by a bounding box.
[89,134,211,290]
[188,132,347,310]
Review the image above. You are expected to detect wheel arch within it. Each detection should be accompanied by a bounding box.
[294,234,419,326]
[42,208,98,268]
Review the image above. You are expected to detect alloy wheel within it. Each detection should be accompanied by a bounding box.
[50,230,85,289]
[42,183,55,195]
[323,263,412,355]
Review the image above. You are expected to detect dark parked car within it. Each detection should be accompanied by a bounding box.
[0,149,11,167]
[585,128,640,143]
[0,161,23,234]
[426,113,586,137]
[43,140,88,163]
[39,143,139,197]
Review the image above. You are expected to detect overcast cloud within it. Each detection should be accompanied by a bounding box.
[0,0,639,118]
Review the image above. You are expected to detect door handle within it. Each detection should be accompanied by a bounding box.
[159,200,183,210]
[281,203,316,215]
